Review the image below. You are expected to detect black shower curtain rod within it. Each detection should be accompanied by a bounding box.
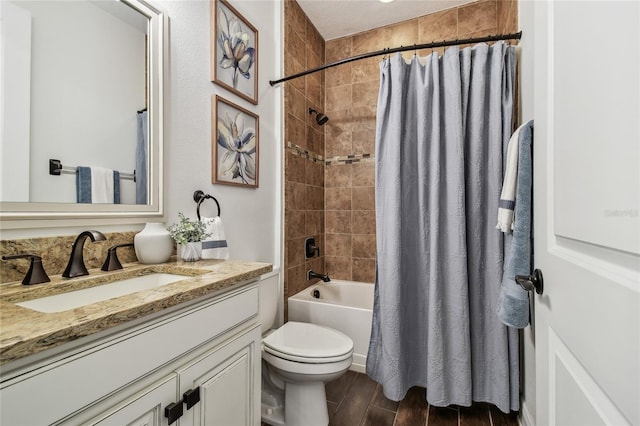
[269,31,522,86]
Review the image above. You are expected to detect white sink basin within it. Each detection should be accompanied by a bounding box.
[16,273,191,313]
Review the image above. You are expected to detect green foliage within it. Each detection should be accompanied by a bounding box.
[167,212,211,244]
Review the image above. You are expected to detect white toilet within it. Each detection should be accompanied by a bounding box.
[259,273,354,426]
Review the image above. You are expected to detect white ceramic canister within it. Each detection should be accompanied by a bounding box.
[134,223,174,264]
[179,242,202,262]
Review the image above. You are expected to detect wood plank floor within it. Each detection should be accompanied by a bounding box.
[325,371,519,426]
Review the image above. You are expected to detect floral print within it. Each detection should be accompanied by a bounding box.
[218,7,255,88]
[217,110,256,185]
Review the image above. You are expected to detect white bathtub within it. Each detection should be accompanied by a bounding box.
[288,280,374,373]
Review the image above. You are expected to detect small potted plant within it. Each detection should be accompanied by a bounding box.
[167,213,211,262]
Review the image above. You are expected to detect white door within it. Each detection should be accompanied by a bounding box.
[533,1,640,425]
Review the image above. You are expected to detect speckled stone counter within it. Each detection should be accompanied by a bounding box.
[0,258,272,365]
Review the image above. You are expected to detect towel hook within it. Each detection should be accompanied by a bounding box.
[193,190,221,220]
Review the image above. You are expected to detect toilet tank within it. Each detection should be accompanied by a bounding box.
[258,272,279,333]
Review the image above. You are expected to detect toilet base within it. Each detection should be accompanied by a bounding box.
[284,381,329,426]
[261,381,329,426]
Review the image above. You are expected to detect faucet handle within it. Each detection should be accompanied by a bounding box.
[101,243,134,271]
[305,237,320,258]
[2,254,51,285]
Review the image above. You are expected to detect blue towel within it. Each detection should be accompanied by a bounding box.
[497,120,534,328]
[76,166,92,203]
[136,110,148,204]
[76,166,120,204]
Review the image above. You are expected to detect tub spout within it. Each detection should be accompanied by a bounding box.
[307,270,330,282]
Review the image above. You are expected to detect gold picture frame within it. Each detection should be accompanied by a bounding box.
[211,0,258,105]
[212,96,259,188]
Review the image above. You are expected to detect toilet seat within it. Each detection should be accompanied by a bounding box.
[263,322,353,363]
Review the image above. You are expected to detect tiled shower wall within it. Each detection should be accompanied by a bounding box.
[283,0,326,317]
[283,0,519,313]
[323,0,519,283]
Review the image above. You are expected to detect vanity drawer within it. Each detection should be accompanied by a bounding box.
[0,283,258,426]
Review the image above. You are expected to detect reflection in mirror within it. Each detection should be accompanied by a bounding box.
[0,0,165,227]
[2,0,147,204]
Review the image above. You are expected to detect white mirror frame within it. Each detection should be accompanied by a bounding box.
[0,0,167,230]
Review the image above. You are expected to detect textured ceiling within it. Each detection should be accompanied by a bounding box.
[297,0,476,40]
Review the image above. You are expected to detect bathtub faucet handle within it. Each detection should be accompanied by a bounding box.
[305,237,320,258]
[307,270,330,282]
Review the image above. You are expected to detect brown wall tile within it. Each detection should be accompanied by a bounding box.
[326,85,353,112]
[387,19,419,49]
[285,0,306,40]
[286,210,305,239]
[352,162,375,186]
[352,210,376,234]
[352,57,380,84]
[325,165,352,188]
[288,237,306,267]
[458,0,497,36]
[497,0,518,34]
[287,113,306,148]
[326,256,353,280]
[305,211,324,235]
[326,234,352,258]
[285,150,305,183]
[352,234,376,259]
[288,181,306,210]
[286,86,307,122]
[418,9,458,42]
[306,160,324,187]
[326,187,352,210]
[305,185,324,211]
[352,187,375,211]
[352,258,376,283]
[326,210,352,234]
[326,37,352,62]
[306,74,323,108]
[327,64,352,88]
[287,25,307,60]
[352,129,375,155]
[352,27,389,55]
[326,126,353,158]
[352,81,379,108]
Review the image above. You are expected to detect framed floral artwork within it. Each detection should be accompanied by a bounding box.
[212,0,258,105]
[213,96,259,188]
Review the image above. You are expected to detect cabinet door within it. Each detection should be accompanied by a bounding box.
[178,325,261,426]
[58,375,178,426]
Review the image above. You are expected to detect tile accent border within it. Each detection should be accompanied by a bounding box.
[325,153,375,166]
[286,142,376,166]
[287,142,324,164]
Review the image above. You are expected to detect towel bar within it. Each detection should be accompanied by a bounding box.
[49,159,136,182]
[193,190,221,219]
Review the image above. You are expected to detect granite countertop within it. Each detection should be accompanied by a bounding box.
[0,258,272,365]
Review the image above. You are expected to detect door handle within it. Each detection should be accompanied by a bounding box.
[515,269,544,295]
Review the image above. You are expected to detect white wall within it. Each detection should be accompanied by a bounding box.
[518,1,536,425]
[160,0,283,266]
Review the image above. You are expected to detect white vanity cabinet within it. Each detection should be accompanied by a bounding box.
[0,281,261,426]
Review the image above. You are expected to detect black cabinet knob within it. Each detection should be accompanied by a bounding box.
[183,387,201,410]
[164,401,183,425]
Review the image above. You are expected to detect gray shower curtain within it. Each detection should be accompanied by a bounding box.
[366,41,519,413]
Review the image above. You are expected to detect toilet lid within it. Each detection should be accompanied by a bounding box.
[263,322,353,359]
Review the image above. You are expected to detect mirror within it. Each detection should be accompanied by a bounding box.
[0,0,166,228]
